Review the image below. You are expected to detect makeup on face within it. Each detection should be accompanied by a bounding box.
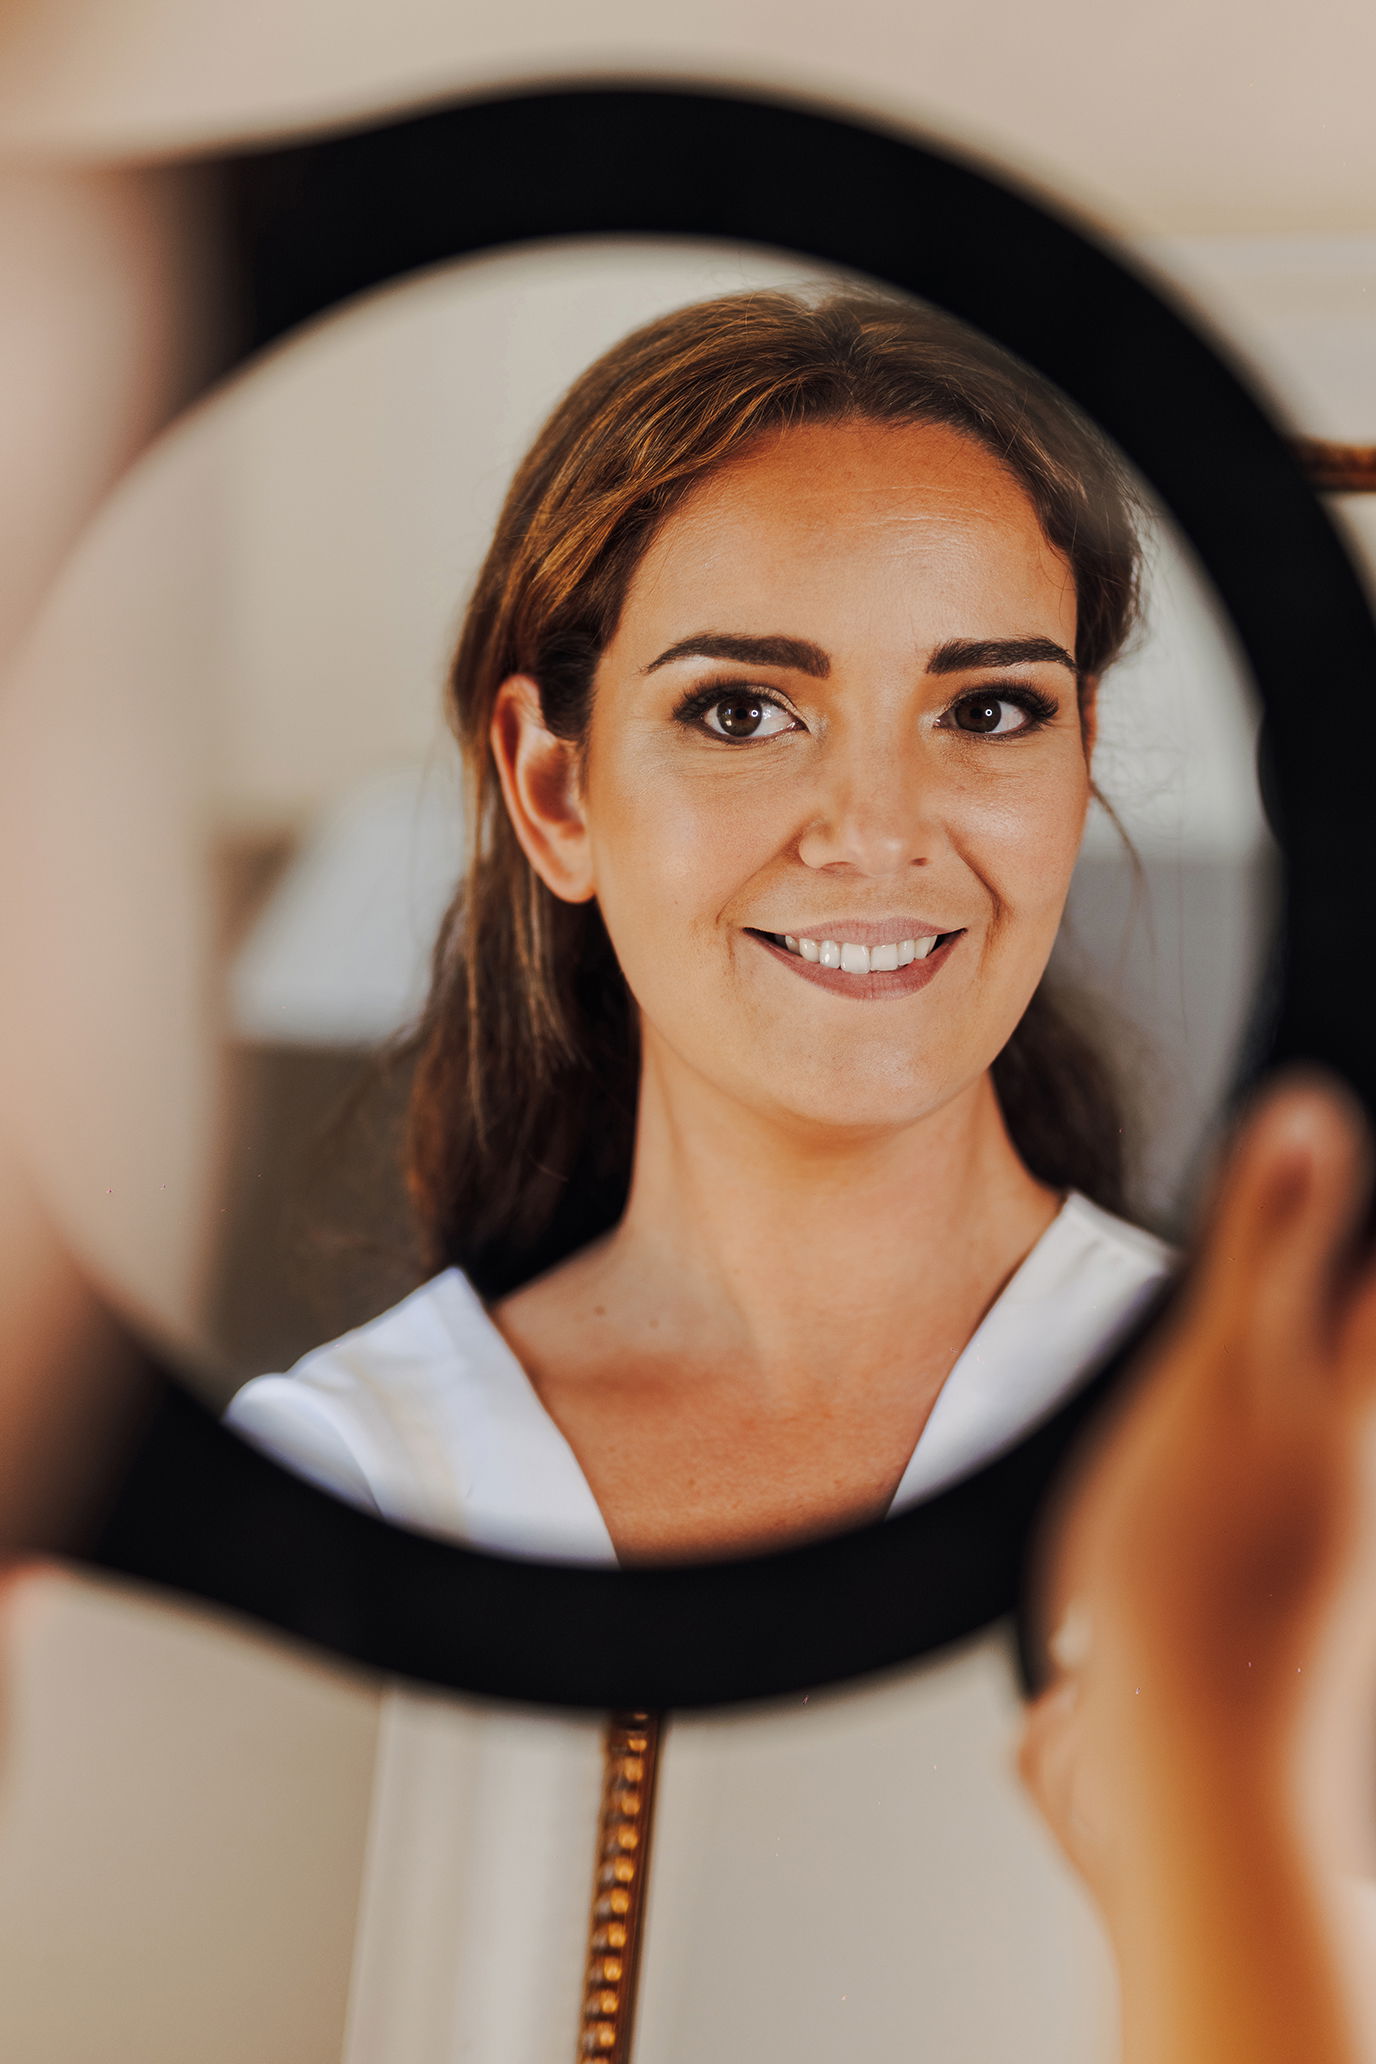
[567,416,1090,1131]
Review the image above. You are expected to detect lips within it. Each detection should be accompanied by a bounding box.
[747,926,963,999]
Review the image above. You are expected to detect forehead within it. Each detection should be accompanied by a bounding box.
[617,418,1077,650]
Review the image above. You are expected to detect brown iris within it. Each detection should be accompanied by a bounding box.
[714,694,768,737]
[955,695,1006,733]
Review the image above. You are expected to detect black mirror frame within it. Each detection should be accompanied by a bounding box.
[78,79,1376,1710]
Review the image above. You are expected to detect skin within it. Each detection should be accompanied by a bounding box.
[489,417,1098,1562]
[1019,1075,1376,2064]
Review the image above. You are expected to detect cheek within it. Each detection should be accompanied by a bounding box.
[585,751,791,938]
[956,765,1090,921]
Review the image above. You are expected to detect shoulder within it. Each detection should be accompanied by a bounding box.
[224,1270,495,1527]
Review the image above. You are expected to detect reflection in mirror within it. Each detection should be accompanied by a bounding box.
[216,244,1270,1566]
[0,237,1273,1565]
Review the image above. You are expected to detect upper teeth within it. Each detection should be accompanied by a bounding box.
[780,934,941,972]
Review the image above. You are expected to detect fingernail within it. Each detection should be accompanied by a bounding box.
[1269,1098,1326,1171]
[1256,1078,1353,1183]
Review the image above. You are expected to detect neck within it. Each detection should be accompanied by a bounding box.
[592,1036,1058,1399]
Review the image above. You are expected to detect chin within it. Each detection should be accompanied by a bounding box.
[764,1066,968,1140]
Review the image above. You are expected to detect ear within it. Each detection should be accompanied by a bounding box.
[489,674,596,904]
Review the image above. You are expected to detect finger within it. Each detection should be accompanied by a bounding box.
[1333,1257,1376,1403]
[1197,1074,1359,1296]
[1016,1678,1079,1820]
[1017,1680,1098,1885]
[1188,1074,1369,1389]
[1241,1080,1372,1397]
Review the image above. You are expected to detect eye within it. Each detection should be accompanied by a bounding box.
[948,688,1056,737]
[695,690,798,740]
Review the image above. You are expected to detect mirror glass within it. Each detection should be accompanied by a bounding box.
[0,235,1272,1566]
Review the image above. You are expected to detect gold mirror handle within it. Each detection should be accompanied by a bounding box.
[1294,439,1376,492]
[577,1712,664,2062]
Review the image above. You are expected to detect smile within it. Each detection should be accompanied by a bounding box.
[776,931,941,974]
[746,926,963,999]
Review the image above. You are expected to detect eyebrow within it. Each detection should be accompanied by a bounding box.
[927,636,1078,676]
[643,633,831,678]
[642,631,1078,681]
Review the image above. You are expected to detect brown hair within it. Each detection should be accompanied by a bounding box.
[406,288,1143,1297]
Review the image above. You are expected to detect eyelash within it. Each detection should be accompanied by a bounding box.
[941,684,1061,736]
[671,681,801,736]
[670,680,1062,740]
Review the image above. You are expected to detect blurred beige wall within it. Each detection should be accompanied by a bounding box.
[0,1569,378,2064]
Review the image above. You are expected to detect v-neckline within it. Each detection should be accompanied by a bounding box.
[435,1192,1164,1567]
[430,1269,619,1564]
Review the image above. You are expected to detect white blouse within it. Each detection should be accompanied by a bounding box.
[225,1190,1173,1559]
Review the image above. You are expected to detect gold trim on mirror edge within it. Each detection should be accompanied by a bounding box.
[579,1713,663,2061]
[1295,439,1376,492]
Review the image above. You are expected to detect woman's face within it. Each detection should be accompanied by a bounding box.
[499,417,1092,1138]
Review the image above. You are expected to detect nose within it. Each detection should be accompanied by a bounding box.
[795,726,936,878]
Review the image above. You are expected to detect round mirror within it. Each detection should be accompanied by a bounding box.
[0,85,1369,1713]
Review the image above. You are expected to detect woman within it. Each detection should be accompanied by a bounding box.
[227,287,1173,1565]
